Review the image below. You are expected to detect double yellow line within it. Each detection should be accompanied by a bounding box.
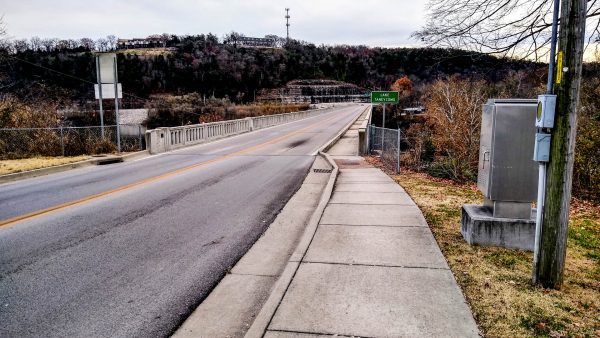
[0,111,345,229]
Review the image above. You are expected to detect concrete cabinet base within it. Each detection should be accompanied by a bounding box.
[461,204,536,251]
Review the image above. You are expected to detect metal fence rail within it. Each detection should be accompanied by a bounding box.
[368,124,401,173]
[0,124,145,159]
[251,110,321,130]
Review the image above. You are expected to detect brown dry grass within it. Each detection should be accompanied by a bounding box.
[367,158,600,338]
[0,156,88,175]
[117,48,174,56]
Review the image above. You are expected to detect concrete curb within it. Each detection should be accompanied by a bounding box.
[0,150,149,185]
[244,105,369,338]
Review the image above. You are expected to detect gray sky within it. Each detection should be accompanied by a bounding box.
[1,0,426,47]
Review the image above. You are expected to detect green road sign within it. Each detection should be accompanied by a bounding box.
[371,91,399,104]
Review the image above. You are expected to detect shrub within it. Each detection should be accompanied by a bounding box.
[420,76,491,181]
[574,77,600,201]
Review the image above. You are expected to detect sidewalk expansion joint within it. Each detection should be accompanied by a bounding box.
[267,328,378,338]
[229,272,278,278]
[300,261,450,271]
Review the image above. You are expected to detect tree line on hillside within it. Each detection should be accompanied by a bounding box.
[0,33,545,105]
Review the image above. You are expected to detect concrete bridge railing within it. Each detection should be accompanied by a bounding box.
[145,107,331,154]
[358,106,372,155]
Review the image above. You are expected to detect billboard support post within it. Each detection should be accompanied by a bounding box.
[113,54,121,153]
[95,56,105,140]
[95,53,122,151]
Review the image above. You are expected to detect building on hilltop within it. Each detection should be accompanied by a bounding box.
[237,36,276,48]
[117,38,166,50]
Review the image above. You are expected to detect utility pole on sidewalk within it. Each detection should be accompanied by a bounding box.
[533,0,587,289]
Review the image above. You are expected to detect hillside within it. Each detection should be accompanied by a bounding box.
[0,35,545,105]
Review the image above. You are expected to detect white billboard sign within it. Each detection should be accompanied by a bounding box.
[98,53,116,84]
[94,83,122,99]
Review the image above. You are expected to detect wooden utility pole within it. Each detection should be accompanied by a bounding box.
[535,0,587,288]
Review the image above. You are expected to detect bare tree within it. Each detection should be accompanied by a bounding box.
[41,38,57,52]
[80,38,95,51]
[423,76,490,180]
[160,33,172,47]
[265,34,285,48]
[413,0,599,59]
[0,40,14,54]
[106,35,117,50]
[0,17,8,66]
[66,39,79,50]
[96,38,109,52]
[223,31,243,46]
[13,39,29,53]
[56,39,71,51]
[30,36,42,51]
[0,17,5,40]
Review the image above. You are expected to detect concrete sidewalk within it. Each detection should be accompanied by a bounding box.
[251,124,480,337]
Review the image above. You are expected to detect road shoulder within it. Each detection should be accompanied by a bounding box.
[0,150,149,185]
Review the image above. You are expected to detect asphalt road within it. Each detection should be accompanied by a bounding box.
[0,104,365,338]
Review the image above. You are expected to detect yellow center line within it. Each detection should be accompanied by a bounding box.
[0,111,346,229]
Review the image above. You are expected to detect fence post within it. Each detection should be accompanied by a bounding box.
[368,125,373,153]
[396,129,401,173]
[382,127,385,154]
[367,125,370,153]
[60,126,65,157]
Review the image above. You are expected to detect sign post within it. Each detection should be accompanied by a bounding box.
[95,57,105,140]
[95,53,122,152]
[113,54,121,153]
[370,91,400,149]
[371,91,399,128]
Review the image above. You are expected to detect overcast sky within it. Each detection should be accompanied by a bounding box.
[1,0,426,47]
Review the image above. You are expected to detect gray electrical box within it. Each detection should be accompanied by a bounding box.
[534,133,551,162]
[536,94,556,128]
[477,99,538,219]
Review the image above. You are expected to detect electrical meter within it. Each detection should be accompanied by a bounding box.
[536,94,556,128]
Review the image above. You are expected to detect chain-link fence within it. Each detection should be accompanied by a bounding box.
[368,125,401,173]
[0,125,145,160]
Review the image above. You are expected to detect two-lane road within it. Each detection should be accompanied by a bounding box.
[0,104,364,337]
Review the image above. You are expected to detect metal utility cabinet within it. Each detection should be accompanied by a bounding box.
[477,99,538,219]
[462,98,538,251]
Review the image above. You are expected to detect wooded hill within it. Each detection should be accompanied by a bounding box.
[0,34,545,104]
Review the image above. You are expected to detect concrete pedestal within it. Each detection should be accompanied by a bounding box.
[461,204,536,251]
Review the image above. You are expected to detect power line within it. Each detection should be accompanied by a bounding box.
[4,54,149,102]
